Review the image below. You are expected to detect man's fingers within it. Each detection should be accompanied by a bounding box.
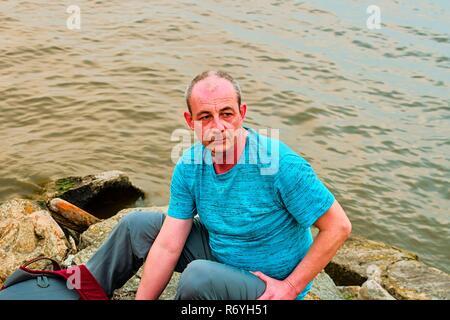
[251,271,270,282]
[257,292,269,300]
[252,271,271,300]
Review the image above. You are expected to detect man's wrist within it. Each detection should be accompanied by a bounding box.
[284,278,301,296]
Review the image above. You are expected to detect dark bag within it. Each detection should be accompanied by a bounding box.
[0,256,108,300]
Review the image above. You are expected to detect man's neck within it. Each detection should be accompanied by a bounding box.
[212,128,248,174]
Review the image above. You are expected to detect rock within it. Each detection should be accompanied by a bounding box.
[62,254,76,268]
[72,206,178,299]
[77,206,167,251]
[325,235,418,286]
[325,235,450,300]
[72,245,99,265]
[356,264,395,300]
[111,268,144,300]
[40,171,145,220]
[383,260,450,300]
[0,199,70,286]
[159,272,181,300]
[366,264,382,283]
[67,235,77,254]
[111,269,180,300]
[304,271,343,300]
[303,291,320,300]
[358,280,396,300]
[337,286,361,300]
[48,198,101,233]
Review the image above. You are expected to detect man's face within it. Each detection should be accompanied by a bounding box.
[184,77,246,155]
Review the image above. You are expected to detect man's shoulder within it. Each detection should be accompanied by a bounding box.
[245,127,309,176]
[176,142,206,165]
[248,128,298,155]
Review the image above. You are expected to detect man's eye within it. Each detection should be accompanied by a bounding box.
[222,113,233,117]
[201,115,211,120]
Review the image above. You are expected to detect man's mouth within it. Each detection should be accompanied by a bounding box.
[210,136,226,143]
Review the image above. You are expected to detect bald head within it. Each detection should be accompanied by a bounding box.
[185,71,242,114]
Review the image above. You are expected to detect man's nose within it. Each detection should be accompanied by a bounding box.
[212,115,226,131]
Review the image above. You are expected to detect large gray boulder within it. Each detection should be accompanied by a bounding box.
[305,271,343,300]
[358,265,395,300]
[325,235,450,300]
[0,199,71,286]
[383,260,450,300]
[358,279,396,300]
[76,206,167,251]
[41,170,145,220]
[325,235,418,286]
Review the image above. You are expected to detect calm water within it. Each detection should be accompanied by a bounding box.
[0,1,449,272]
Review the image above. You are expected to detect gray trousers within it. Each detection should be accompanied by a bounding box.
[86,211,266,300]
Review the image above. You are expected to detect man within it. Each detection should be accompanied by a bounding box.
[86,70,352,300]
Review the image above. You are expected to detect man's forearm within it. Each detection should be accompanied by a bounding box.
[285,228,349,295]
[135,244,180,300]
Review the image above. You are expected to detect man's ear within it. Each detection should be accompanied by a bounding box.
[239,103,247,121]
[184,111,194,130]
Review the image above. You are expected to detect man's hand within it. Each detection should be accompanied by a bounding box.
[252,271,299,300]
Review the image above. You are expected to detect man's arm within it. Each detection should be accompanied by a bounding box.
[254,199,351,299]
[135,216,193,300]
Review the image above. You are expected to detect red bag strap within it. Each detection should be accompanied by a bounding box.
[54,265,109,300]
[22,256,62,271]
[18,257,108,300]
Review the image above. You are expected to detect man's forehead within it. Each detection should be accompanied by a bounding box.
[191,77,237,102]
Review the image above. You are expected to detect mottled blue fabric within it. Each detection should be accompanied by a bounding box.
[168,127,335,299]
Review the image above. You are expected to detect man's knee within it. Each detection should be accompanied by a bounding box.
[176,260,267,300]
[176,260,215,300]
[119,210,165,238]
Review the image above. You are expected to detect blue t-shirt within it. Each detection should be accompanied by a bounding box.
[168,127,335,299]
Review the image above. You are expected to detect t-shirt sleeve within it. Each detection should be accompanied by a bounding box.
[167,162,196,220]
[275,154,335,229]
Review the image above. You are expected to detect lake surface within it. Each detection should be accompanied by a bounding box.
[0,1,448,272]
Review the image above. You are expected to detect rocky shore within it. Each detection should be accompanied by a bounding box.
[0,171,448,300]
